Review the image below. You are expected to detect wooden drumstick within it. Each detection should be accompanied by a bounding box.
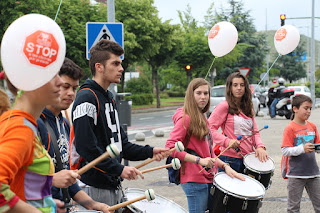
[140,158,181,174]
[108,189,155,211]
[135,141,184,169]
[77,144,120,175]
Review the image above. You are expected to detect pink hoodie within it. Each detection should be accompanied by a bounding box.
[165,108,218,184]
[208,101,265,159]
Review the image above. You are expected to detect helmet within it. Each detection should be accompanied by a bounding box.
[278,77,285,85]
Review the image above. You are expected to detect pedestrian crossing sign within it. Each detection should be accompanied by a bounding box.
[86,22,124,60]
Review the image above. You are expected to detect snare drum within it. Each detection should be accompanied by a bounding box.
[123,188,187,213]
[211,172,265,213]
[243,152,275,189]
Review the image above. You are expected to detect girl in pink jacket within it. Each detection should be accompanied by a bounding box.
[165,78,243,213]
[208,72,268,173]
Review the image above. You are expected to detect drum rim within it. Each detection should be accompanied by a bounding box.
[124,188,188,212]
[213,172,265,200]
[243,152,275,174]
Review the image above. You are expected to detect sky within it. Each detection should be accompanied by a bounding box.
[154,0,320,40]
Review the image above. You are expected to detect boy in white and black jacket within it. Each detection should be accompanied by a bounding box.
[71,40,168,209]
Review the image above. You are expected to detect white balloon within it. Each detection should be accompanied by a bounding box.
[274,25,300,55]
[208,21,238,57]
[1,14,66,91]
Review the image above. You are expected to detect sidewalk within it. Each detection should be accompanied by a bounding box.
[122,108,320,213]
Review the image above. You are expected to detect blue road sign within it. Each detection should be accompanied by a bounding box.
[86,22,124,60]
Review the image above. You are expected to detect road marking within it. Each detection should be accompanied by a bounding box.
[139,117,153,120]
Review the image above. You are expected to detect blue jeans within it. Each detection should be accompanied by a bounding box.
[181,182,212,213]
[270,98,279,118]
[218,155,245,173]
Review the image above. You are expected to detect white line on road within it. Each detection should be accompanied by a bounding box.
[139,117,154,120]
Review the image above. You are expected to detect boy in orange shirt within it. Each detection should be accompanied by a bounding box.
[281,95,320,212]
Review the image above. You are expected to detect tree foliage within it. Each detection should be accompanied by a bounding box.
[275,42,307,83]
[204,0,267,84]
[0,0,108,78]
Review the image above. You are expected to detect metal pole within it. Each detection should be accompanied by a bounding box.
[265,8,269,87]
[310,0,315,107]
[107,0,117,98]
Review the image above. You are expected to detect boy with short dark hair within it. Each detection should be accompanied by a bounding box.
[281,94,320,212]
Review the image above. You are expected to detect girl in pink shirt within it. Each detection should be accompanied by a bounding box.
[165,78,244,213]
[208,72,268,173]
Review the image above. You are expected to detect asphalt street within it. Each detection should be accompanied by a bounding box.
[123,108,320,213]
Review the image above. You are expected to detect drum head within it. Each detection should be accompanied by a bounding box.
[214,172,265,199]
[244,152,275,173]
[124,188,187,213]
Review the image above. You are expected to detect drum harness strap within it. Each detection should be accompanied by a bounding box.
[44,120,72,205]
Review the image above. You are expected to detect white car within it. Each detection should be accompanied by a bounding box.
[208,85,260,116]
[288,86,311,98]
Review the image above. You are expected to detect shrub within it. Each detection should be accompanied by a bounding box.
[125,76,152,94]
[167,91,185,97]
[125,93,153,105]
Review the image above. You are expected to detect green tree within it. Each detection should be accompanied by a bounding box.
[0,0,108,77]
[275,42,307,82]
[204,0,267,83]
[174,5,243,84]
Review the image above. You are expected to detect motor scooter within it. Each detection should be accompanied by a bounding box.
[267,87,295,119]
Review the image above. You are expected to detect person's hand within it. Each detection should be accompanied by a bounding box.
[91,201,114,213]
[199,157,215,168]
[54,199,67,213]
[255,147,268,162]
[52,169,79,188]
[121,166,144,180]
[304,143,315,153]
[224,165,245,181]
[153,147,170,161]
[228,139,240,149]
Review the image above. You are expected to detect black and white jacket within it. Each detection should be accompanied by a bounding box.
[71,79,153,190]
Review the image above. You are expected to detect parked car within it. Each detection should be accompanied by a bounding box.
[287,86,311,98]
[208,85,260,116]
[250,84,268,107]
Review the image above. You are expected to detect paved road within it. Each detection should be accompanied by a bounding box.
[123,108,320,213]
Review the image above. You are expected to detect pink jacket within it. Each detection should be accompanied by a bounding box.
[208,101,265,159]
[165,108,218,184]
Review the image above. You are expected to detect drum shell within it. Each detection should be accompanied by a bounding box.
[210,185,262,213]
[243,153,275,190]
[244,168,272,189]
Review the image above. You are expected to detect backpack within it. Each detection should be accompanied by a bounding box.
[166,133,191,185]
[69,88,100,170]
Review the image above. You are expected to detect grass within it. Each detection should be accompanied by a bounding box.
[131,97,185,109]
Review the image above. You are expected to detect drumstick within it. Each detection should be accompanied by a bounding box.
[108,189,155,211]
[234,125,269,152]
[199,135,243,173]
[140,158,180,174]
[77,144,120,175]
[135,141,184,169]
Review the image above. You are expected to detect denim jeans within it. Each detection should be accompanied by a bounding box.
[218,155,245,173]
[270,98,279,118]
[181,182,212,213]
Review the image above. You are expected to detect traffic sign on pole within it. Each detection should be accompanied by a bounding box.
[273,78,277,84]
[238,68,251,77]
[86,22,124,60]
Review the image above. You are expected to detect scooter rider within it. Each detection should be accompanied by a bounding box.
[270,77,286,118]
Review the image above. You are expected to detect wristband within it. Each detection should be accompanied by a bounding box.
[222,163,230,170]
[195,157,201,164]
